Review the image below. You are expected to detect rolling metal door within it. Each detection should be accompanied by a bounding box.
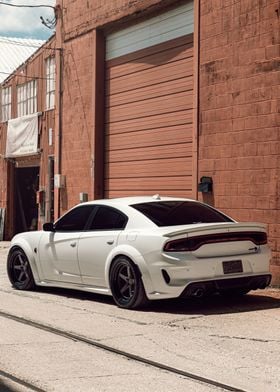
[105,2,194,198]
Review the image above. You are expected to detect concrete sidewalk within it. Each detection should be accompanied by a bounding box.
[0,242,10,248]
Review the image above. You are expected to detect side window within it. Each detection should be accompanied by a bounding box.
[1,86,12,122]
[55,206,95,231]
[45,56,55,110]
[17,80,37,117]
[89,206,127,230]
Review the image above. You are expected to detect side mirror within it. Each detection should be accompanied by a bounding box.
[43,222,55,232]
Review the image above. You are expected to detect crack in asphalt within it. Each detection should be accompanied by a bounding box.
[164,318,191,328]
[209,334,279,343]
[99,333,144,342]
[0,287,149,326]
[48,372,141,381]
[81,373,141,379]
[0,287,41,300]
[145,336,195,363]
[0,310,249,392]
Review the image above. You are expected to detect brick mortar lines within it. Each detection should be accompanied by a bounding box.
[61,0,179,42]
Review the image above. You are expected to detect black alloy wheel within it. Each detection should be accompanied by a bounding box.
[109,256,148,309]
[7,248,35,290]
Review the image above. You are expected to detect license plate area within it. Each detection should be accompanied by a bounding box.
[223,260,243,274]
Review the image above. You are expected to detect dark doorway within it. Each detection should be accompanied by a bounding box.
[15,167,39,234]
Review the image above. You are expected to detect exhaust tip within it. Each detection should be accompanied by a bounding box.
[193,288,205,298]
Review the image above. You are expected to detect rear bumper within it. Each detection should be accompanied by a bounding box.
[180,274,272,298]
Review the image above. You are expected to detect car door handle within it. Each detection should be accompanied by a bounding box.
[107,240,114,245]
[70,242,77,247]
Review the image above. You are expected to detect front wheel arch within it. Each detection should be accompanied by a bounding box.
[7,247,36,290]
[8,240,41,283]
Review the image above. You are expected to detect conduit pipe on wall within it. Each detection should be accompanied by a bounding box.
[192,0,200,201]
[54,3,63,219]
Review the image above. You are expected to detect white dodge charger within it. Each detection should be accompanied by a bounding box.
[7,195,271,309]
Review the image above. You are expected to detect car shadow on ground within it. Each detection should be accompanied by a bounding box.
[145,292,280,315]
[36,286,280,316]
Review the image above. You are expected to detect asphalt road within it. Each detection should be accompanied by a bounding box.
[0,241,279,392]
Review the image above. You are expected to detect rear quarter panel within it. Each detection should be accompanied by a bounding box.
[104,231,166,295]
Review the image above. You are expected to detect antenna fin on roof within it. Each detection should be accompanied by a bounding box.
[152,194,161,200]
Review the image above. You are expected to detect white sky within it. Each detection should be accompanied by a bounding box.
[0,0,56,40]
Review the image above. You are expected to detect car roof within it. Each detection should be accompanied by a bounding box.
[82,195,196,207]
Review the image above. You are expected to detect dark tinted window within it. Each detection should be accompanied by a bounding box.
[55,205,95,231]
[88,206,127,230]
[131,201,233,227]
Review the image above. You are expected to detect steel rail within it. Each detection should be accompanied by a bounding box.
[0,310,247,392]
[0,369,46,392]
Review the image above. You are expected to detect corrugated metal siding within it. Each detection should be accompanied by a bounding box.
[106,2,194,60]
[0,36,45,83]
[105,34,194,197]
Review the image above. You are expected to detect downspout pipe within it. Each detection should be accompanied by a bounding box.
[192,0,200,201]
[54,3,63,219]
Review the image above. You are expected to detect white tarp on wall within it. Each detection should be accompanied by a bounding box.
[6,113,39,157]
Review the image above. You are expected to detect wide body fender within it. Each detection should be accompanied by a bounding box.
[9,234,43,283]
[104,244,154,295]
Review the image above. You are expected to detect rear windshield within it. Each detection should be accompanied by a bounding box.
[131,201,233,227]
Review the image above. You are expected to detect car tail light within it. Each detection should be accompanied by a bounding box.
[163,231,267,252]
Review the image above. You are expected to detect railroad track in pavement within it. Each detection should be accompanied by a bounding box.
[0,310,248,392]
[0,368,46,392]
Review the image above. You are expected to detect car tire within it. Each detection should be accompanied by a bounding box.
[109,256,148,309]
[7,248,35,291]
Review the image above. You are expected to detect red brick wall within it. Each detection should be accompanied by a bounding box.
[58,0,177,214]
[59,0,280,283]
[199,0,280,284]
[0,38,56,237]
[60,32,95,213]
[0,124,8,210]
[58,0,174,40]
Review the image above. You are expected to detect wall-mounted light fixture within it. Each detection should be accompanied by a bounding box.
[198,176,213,193]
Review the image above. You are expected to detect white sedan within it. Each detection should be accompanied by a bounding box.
[7,196,271,309]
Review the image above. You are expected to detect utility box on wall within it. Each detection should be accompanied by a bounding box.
[54,174,66,189]
[79,192,88,203]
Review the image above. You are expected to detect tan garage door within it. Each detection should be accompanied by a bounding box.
[105,4,194,198]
